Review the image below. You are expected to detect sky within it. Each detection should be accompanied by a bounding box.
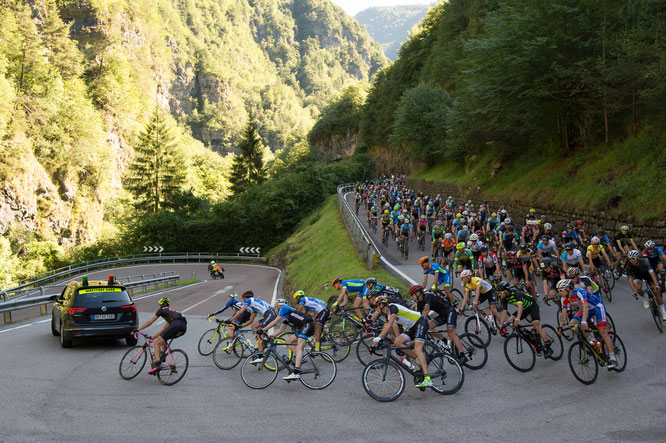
[330,0,433,16]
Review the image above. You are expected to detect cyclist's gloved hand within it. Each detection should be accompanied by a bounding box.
[222,319,231,324]
[372,336,382,344]
[431,285,437,291]
[581,321,588,330]
[256,328,264,335]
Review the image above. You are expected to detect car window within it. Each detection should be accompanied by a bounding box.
[74,287,132,304]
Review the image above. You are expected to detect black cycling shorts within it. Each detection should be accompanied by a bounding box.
[460,260,473,270]
[161,318,187,341]
[403,317,429,342]
[478,289,498,305]
[591,257,603,268]
[431,309,457,329]
[296,321,315,339]
[519,304,540,322]
[315,308,330,326]
[259,310,277,328]
[232,310,251,326]
[511,267,527,281]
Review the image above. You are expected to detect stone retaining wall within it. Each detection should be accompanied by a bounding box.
[407,179,666,248]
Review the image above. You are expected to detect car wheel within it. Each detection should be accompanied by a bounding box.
[60,321,72,348]
[126,335,137,346]
[51,315,60,336]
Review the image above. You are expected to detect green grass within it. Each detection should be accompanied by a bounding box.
[410,131,666,222]
[267,195,408,303]
[128,278,199,296]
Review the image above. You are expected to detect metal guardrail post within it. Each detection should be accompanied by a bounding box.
[3,312,10,323]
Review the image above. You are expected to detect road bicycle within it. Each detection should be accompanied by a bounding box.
[563,324,627,385]
[119,332,189,385]
[212,328,289,370]
[382,227,391,247]
[362,340,463,402]
[502,322,563,372]
[198,317,231,356]
[556,308,616,341]
[240,335,337,390]
[462,307,503,348]
[590,266,613,303]
[636,279,664,333]
[418,230,426,251]
[276,326,352,363]
[398,234,409,260]
[427,331,488,370]
[371,215,378,234]
[328,307,368,343]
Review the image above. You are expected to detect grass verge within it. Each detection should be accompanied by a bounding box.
[128,279,199,296]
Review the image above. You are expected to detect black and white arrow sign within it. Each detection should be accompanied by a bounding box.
[143,246,164,253]
[239,247,261,254]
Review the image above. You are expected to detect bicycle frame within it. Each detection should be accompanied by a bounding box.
[131,332,177,368]
[370,343,423,381]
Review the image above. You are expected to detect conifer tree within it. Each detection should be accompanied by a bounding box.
[229,119,266,196]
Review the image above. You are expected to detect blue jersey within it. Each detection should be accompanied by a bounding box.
[298,296,328,314]
[423,263,451,286]
[400,223,412,234]
[572,288,603,307]
[243,297,273,316]
[342,280,365,294]
[211,297,242,316]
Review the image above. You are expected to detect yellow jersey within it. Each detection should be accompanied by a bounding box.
[464,277,493,294]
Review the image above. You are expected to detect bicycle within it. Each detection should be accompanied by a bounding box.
[418,230,426,251]
[198,317,231,356]
[328,307,367,343]
[278,326,352,363]
[362,340,464,402]
[564,324,627,385]
[399,235,409,260]
[427,331,488,370]
[371,215,378,234]
[462,307,502,348]
[601,264,616,290]
[240,335,337,390]
[502,322,563,372]
[591,266,613,303]
[556,307,616,342]
[637,279,664,333]
[212,328,288,370]
[119,332,189,385]
[382,227,390,247]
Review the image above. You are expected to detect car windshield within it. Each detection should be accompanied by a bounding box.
[74,287,132,304]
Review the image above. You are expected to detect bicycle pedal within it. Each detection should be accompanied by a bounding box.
[418,387,426,392]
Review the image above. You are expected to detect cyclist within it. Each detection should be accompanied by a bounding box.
[259,298,315,381]
[409,284,466,363]
[441,233,457,265]
[419,256,457,304]
[477,245,500,281]
[575,219,588,244]
[541,257,566,305]
[467,233,484,263]
[556,279,616,368]
[136,297,187,375]
[586,236,613,283]
[431,219,445,258]
[293,290,330,351]
[208,260,225,278]
[562,222,580,247]
[626,250,666,319]
[398,216,412,250]
[505,251,533,295]
[501,225,519,255]
[566,267,599,294]
[381,210,391,239]
[457,224,471,244]
[496,281,553,359]
[208,292,250,337]
[561,243,586,272]
[226,290,277,363]
[536,234,559,263]
[613,225,638,269]
[417,215,428,242]
[371,297,432,389]
[459,270,501,326]
[331,278,367,319]
[643,240,666,274]
[454,242,475,275]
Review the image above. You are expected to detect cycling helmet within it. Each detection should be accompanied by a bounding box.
[480,245,489,252]
[500,209,508,215]
[645,240,655,249]
[293,290,305,299]
[420,215,426,219]
[507,225,515,232]
[556,279,572,291]
[504,218,511,224]
[456,242,466,250]
[544,223,552,230]
[566,267,580,277]
[564,243,573,250]
[241,290,254,299]
[541,235,551,241]
[332,277,342,286]
[418,256,430,265]
[597,229,605,235]
[519,242,528,250]
[210,260,215,264]
[384,210,389,214]
[577,219,584,225]
[374,296,389,307]
[497,281,510,292]
[506,251,516,259]
[462,225,468,231]
[470,234,478,241]
[530,208,536,213]
[437,219,443,225]
[591,236,600,244]
[568,222,576,228]
[541,257,552,266]
[491,212,497,217]
[409,284,424,295]
[274,298,288,307]
[366,289,380,299]
[445,233,453,240]
[627,250,640,260]
[460,270,472,279]
[158,297,170,306]
[456,213,462,218]
[540,214,547,220]
[463,210,469,216]
[365,277,377,286]
[228,292,239,300]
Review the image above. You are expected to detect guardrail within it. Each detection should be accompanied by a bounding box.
[336,184,417,287]
[1,252,264,299]
[0,274,181,324]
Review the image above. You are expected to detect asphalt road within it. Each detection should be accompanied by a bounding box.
[1,245,665,441]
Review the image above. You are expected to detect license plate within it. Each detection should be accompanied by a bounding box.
[92,314,115,320]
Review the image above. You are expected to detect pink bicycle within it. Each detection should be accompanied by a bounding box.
[119,331,189,385]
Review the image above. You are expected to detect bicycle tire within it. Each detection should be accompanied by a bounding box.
[458,333,488,370]
[212,336,244,370]
[320,331,351,363]
[119,346,146,380]
[198,327,223,356]
[299,351,337,390]
[157,349,188,386]
[329,317,359,343]
[604,268,615,290]
[648,297,664,333]
[503,333,536,372]
[356,334,387,366]
[240,352,278,389]
[541,324,563,361]
[568,341,598,385]
[608,332,627,372]
[362,358,405,402]
[449,288,463,305]
[273,338,294,370]
[464,316,491,347]
[428,352,464,395]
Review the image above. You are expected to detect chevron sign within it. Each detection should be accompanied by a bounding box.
[143,246,164,253]
[239,247,261,254]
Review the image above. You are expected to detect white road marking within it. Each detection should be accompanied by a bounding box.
[35,319,50,324]
[182,286,233,314]
[0,324,32,334]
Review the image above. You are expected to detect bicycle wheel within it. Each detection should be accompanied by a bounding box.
[503,333,536,372]
[240,352,278,389]
[273,338,294,370]
[568,341,598,385]
[356,334,387,366]
[648,297,664,333]
[464,316,491,347]
[329,318,359,343]
[198,328,223,356]
[119,346,146,380]
[458,333,488,370]
[299,351,337,390]
[449,288,463,305]
[362,358,405,402]
[608,332,627,372]
[212,336,244,370]
[604,268,615,290]
[320,331,351,362]
[158,349,189,386]
[541,324,563,361]
[428,352,464,395]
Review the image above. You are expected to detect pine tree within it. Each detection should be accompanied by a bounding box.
[126,108,184,213]
[229,119,266,196]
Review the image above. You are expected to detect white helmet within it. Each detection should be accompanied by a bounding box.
[470,234,478,241]
[274,298,288,307]
[460,270,472,279]
[211,260,215,264]
[556,279,572,290]
[591,236,600,244]
[627,250,640,260]
[544,223,552,230]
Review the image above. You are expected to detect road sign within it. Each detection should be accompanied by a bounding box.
[239,247,261,254]
[143,246,164,253]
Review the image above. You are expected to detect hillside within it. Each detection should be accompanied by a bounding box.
[355,3,432,60]
[0,0,387,275]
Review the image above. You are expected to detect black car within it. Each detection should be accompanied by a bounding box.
[51,277,138,348]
